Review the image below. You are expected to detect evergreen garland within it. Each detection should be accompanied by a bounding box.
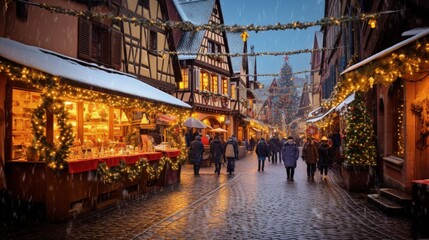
[31,94,74,170]
[344,93,377,166]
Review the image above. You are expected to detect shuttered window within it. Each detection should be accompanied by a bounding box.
[78,18,122,70]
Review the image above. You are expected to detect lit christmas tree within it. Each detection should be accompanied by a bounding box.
[344,93,377,166]
[277,56,299,124]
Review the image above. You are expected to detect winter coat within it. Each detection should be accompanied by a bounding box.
[269,137,281,153]
[302,141,318,164]
[281,141,299,168]
[255,140,270,158]
[223,139,238,159]
[189,139,204,165]
[210,138,224,164]
[318,141,333,168]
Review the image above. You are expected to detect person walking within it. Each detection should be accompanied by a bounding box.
[302,137,319,181]
[281,136,300,181]
[223,137,238,174]
[255,138,270,172]
[210,135,224,175]
[269,135,280,164]
[189,135,204,176]
[318,136,333,180]
[279,137,287,162]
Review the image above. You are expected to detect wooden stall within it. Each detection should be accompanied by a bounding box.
[0,38,190,222]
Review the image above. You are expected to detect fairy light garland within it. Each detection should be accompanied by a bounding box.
[323,39,429,109]
[16,0,402,33]
[97,154,186,184]
[161,48,331,57]
[31,94,74,170]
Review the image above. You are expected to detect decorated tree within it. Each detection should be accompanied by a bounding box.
[277,57,299,124]
[344,93,377,166]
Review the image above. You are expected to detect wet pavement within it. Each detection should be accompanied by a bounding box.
[2,151,413,239]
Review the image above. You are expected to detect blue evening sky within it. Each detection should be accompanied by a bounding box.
[220,0,325,84]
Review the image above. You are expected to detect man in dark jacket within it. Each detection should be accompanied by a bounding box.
[255,138,270,172]
[270,136,280,164]
[281,136,300,181]
[210,135,224,175]
[189,135,204,175]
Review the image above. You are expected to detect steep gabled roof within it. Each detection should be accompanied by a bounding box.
[315,31,323,49]
[226,32,244,74]
[173,0,216,60]
[248,47,257,82]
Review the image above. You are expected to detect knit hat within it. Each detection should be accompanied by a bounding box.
[321,136,328,141]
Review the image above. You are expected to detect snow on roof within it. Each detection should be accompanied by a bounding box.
[341,28,429,75]
[0,37,191,109]
[226,32,243,74]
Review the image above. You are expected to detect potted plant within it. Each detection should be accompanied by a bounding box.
[342,92,377,191]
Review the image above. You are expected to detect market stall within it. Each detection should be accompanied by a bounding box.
[0,38,190,221]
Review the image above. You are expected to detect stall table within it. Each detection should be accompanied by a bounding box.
[6,151,167,221]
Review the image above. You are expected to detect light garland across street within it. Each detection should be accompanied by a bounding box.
[12,0,404,32]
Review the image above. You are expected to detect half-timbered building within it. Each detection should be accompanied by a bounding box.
[167,0,235,139]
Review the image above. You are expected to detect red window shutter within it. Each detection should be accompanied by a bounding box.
[78,18,92,60]
[111,28,122,70]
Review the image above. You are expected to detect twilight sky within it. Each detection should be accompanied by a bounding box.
[219,0,325,84]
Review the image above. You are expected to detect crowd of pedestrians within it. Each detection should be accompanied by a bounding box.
[187,127,334,181]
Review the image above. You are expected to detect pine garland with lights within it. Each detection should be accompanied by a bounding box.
[16,0,401,33]
[344,93,377,166]
[31,94,74,170]
[323,38,429,109]
[96,155,189,184]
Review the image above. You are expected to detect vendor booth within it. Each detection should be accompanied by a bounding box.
[0,38,190,221]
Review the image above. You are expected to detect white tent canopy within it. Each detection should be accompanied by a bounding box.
[0,37,191,109]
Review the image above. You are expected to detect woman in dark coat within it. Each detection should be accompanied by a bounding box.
[318,136,333,180]
[281,136,300,181]
[210,135,224,175]
[189,135,204,175]
[302,137,319,181]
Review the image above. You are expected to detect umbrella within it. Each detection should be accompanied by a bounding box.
[209,128,228,133]
[184,117,210,129]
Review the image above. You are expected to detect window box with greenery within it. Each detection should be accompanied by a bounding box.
[342,92,377,191]
[200,90,211,104]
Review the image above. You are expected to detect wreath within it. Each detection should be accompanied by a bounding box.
[31,95,74,170]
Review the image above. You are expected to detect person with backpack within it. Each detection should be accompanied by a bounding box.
[281,136,300,181]
[210,135,224,175]
[318,136,333,180]
[255,138,270,172]
[223,137,238,174]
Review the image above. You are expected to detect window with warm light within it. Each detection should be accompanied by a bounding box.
[222,78,228,95]
[211,75,218,94]
[230,84,237,99]
[179,68,189,89]
[200,72,209,91]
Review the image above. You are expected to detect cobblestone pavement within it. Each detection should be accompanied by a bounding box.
[3,151,413,239]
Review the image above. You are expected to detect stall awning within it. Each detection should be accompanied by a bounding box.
[335,93,355,111]
[341,28,429,76]
[0,38,191,109]
[306,108,335,123]
[251,127,261,132]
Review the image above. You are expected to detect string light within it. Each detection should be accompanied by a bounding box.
[15,0,403,32]
[323,38,429,109]
[161,48,331,57]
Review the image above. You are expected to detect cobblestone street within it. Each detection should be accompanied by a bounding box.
[3,151,412,239]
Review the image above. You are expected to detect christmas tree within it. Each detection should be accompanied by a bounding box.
[277,57,299,124]
[344,93,377,166]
